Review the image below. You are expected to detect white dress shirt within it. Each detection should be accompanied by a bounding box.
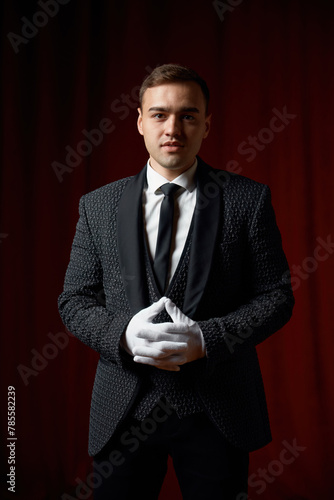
[143,159,198,288]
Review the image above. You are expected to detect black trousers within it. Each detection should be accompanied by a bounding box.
[93,401,249,499]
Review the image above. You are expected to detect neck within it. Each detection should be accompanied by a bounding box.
[149,159,195,181]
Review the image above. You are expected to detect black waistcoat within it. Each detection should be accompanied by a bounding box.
[131,223,205,420]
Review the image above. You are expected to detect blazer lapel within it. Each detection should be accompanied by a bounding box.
[117,166,149,315]
[183,159,222,318]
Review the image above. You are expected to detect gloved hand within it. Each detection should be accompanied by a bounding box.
[121,297,188,364]
[165,298,206,359]
[132,298,206,371]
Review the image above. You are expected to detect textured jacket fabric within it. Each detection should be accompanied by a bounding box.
[58,158,294,456]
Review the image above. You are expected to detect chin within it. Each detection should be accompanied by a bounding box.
[161,158,189,170]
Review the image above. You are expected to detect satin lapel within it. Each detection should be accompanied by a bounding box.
[183,159,222,318]
[117,166,149,314]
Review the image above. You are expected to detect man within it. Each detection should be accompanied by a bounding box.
[58,64,294,499]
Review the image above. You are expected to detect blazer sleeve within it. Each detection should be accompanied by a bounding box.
[58,195,131,365]
[198,185,294,370]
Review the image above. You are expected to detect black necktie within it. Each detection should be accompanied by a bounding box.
[153,183,181,293]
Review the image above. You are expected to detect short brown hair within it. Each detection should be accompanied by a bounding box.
[139,64,210,114]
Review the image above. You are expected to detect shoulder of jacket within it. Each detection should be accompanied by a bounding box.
[216,169,268,192]
[198,157,269,194]
[80,176,134,205]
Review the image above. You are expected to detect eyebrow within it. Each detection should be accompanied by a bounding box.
[148,106,200,114]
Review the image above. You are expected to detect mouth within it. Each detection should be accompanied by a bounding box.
[161,142,184,151]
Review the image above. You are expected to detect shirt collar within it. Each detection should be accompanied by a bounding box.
[146,158,198,194]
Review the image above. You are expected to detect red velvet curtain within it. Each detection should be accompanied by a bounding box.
[1,1,334,498]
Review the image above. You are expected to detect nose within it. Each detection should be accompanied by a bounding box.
[164,115,181,136]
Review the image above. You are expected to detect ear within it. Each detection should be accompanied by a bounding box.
[203,113,212,139]
[137,108,144,136]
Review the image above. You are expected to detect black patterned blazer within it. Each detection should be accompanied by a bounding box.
[58,157,294,456]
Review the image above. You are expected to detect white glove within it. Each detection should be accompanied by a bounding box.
[121,297,187,360]
[132,298,206,371]
[165,299,206,358]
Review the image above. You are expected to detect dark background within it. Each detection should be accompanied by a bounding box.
[1,0,334,498]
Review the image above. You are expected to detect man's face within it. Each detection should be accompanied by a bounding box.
[137,82,211,178]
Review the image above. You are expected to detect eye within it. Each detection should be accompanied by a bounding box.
[182,115,195,121]
[152,113,165,119]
